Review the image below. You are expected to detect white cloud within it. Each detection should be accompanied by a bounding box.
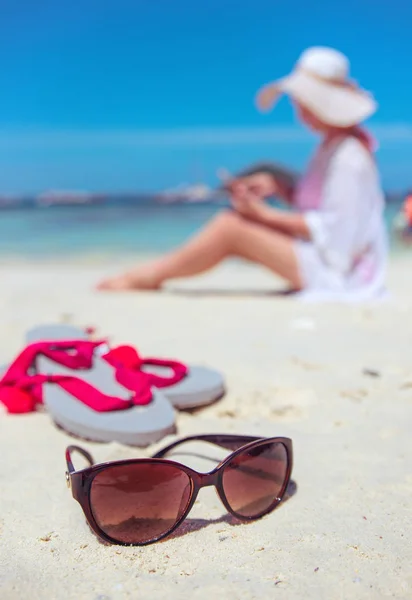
[0,123,412,150]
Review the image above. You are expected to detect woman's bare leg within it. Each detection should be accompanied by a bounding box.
[97,211,302,290]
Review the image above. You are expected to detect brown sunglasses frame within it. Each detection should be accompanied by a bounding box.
[65,434,293,546]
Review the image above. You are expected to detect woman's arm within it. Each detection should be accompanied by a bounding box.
[256,204,311,239]
[229,180,311,239]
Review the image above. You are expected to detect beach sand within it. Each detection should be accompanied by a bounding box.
[0,256,411,599]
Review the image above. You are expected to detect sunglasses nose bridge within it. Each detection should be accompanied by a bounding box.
[196,470,220,489]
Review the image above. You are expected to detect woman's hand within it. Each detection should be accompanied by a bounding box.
[227,173,279,222]
[229,180,270,222]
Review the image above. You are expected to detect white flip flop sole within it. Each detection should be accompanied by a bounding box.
[142,364,225,409]
[37,354,175,446]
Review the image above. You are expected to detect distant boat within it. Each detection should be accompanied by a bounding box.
[35,190,106,207]
[156,183,221,204]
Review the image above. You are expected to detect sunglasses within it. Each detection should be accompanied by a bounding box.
[65,434,293,546]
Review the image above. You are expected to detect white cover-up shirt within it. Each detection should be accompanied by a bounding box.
[293,135,388,300]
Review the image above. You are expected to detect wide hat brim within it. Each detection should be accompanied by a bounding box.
[257,70,377,127]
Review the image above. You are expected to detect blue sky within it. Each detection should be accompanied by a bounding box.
[1,0,412,194]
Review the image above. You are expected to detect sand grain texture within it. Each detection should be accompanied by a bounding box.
[0,258,411,599]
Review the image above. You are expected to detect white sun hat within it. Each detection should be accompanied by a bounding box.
[256,47,377,127]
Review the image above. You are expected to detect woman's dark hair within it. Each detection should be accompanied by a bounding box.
[221,162,298,201]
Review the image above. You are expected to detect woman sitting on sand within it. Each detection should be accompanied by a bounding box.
[98,47,387,298]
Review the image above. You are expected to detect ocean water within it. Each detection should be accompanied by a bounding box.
[0,200,404,260]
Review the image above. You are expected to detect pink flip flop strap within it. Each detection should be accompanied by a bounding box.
[102,345,188,388]
[0,340,153,414]
[4,339,104,378]
[0,339,100,411]
[0,371,135,414]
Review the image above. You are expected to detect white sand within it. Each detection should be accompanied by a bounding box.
[1,257,412,599]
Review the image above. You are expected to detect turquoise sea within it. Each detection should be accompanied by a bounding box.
[0,199,405,260]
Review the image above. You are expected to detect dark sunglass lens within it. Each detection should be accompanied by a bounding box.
[222,441,288,518]
[90,463,192,544]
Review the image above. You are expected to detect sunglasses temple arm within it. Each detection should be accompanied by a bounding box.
[65,445,94,473]
[152,434,262,459]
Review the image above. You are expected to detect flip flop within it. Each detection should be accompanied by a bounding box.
[26,324,225,410]
[0,340,175,446]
